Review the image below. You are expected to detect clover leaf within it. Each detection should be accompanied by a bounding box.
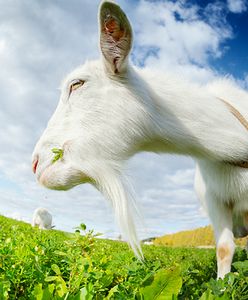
[51,148,64,163]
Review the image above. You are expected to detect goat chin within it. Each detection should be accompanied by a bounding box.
[39,164,88,191]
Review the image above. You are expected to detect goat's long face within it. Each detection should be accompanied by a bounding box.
[32,1,149,191]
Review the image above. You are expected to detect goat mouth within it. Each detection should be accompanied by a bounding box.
[32,160,38,174]
[32,156,39,174]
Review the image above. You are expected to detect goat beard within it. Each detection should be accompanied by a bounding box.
[94,169,143,259]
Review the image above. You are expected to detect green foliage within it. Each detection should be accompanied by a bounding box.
[51,148,64,163]
[0,215,247,300]
[199,265,248,300]
[139,267,182,299]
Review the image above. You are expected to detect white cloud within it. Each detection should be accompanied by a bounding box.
[129,0,232,83]
[126,154,208,237]
[227,0,247,13]
[164,168,195,187]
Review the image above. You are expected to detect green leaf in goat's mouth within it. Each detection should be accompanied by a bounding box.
[51,148,64,163]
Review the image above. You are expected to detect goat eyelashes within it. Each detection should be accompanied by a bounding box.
[69,79,85,95]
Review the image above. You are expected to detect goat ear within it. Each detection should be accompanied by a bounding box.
[99,1,133,75]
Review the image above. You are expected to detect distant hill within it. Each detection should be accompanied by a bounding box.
[154,225,247,247]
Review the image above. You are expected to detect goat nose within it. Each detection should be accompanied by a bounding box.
[32,156,39,174]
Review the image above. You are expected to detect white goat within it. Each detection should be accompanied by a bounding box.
[32,207,53,230]
[32,1,248,278]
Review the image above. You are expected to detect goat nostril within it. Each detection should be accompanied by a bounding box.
[32,158,39,174]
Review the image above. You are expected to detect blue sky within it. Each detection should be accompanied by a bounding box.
[0,0,247,240]
[212,1,248,77]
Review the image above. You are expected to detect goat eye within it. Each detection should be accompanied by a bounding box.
[69,79,85,94]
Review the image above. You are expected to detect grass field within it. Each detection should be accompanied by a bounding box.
[0,216,247,299]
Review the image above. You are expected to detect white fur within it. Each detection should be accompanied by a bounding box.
[32,208,53,230]
[32,1,248,278]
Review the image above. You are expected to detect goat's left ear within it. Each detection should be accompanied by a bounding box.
[99,1,133,75]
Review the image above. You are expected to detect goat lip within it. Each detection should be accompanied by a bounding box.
[32,159,39,174]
